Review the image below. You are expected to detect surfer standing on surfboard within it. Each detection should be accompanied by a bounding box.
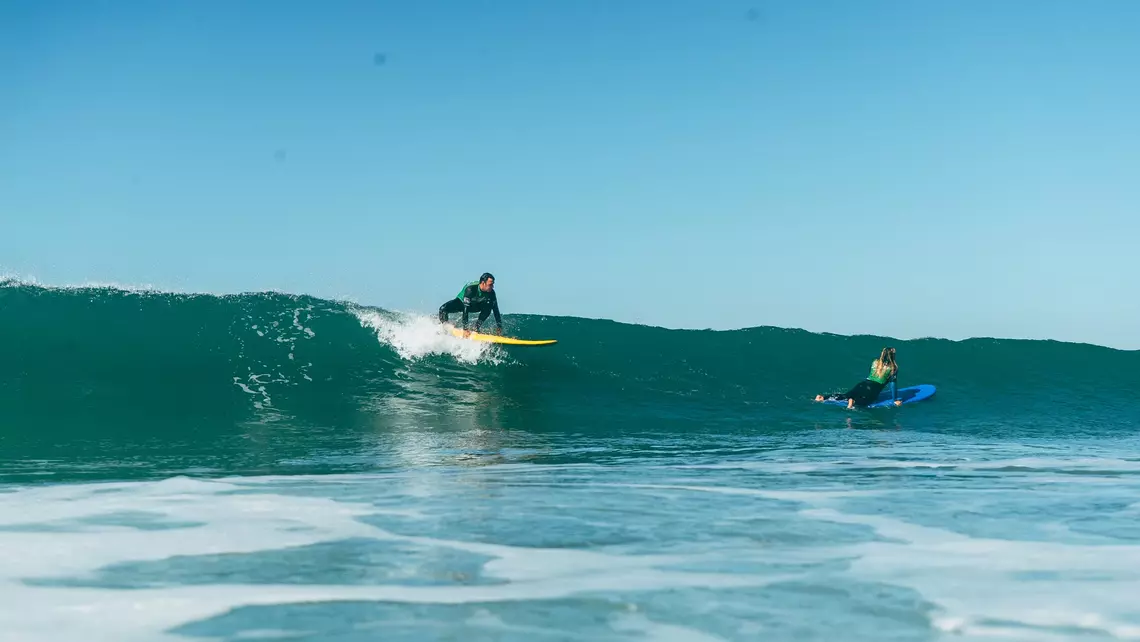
[437,272,503,335]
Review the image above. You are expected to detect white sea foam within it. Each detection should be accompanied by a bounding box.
[4,457,1140,641]
[826,509,1140,639]
[353,308,501,364]
[582,476,1140,639]
[0,475,783,642]
[673,456,1140,475]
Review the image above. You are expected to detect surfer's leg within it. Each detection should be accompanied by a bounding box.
[438,299,464,323]
[846,380,885,407]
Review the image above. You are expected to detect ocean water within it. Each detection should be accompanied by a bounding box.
[2,280,1140,641]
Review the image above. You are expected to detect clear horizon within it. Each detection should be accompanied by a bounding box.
[3,1,1137,349]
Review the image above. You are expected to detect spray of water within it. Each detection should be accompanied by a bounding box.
[353,309,502,365]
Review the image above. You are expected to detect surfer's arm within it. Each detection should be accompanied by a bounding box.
[491,295,502,330]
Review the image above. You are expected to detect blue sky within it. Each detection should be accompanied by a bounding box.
[2,0,1138,349]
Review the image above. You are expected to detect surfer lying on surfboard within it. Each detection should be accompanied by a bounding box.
[814,347,902,409]
[437,272,502,336]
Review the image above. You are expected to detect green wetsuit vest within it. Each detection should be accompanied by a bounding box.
[456,282,492,304]
[867,360,894,384]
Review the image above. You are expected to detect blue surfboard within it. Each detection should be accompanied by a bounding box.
[821,384,936,408]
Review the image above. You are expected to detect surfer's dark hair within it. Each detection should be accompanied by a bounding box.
[480,272,495,283]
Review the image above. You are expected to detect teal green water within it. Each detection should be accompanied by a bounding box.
[2,281,1140,641]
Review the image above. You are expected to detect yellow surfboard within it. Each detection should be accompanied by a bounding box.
[446,325,557,346]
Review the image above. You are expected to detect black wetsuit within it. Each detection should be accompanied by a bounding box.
[438,282,501,331]
[821,362,899,407]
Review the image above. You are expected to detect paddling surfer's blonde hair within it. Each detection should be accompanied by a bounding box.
[873,347,897,379]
